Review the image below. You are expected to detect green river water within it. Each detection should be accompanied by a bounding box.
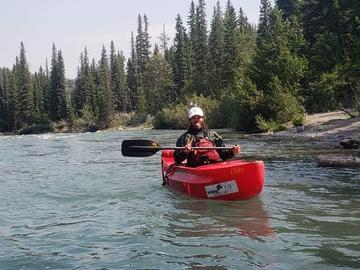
[0,129,359,269]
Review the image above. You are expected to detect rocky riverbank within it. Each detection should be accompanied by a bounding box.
[254,111,360,167]
[275,111,359,148]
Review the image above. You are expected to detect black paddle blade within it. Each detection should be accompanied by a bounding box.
[121,139,161,157]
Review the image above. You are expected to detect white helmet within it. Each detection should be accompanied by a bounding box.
[188,106,204,119]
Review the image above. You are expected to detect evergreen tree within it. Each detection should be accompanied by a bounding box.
[49,44,68,121]
[222,0,238,91]
[342,0,360,112]
[110,41,128,112]
[32,66,49,120]
[4,70,17,130]
[56,50,68,120]
[302,0,359,111]
[173,14,188,97]
[15,42,34,128]
[0,79,5,130]
[159,24,170,56]
[188,1,197,49]
[43,59,50,114]
[49,44,58,120]
[257,0,272,44]
[193,0,209,94]
[90,58,99,115]
[276,0,301,20]
[136,14,151,75]
[249,8,307,126]
[74,52,86,115]
[96,45,113,126]
[82,48,97,115]
[143,52,174,114]
[127,32,139,111]
[208,1,225,96]
[238,7,251,33]
[237,7,257,66]
[142,15,151,65]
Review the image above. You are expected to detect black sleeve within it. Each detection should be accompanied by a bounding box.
[174,133,188,164]
[218,148,235,161]
[212,132,234,161]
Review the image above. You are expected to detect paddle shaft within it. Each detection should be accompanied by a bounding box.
[129,146,233,150]
[121,139,236,157]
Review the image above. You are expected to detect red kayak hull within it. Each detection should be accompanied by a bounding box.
[161,150,265,200]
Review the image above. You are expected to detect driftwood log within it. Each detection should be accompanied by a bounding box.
[317,155,360,168]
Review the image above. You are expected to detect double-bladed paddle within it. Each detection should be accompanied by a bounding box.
[121,139,233,157]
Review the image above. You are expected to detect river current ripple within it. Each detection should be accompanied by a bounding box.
[0,130,359,269]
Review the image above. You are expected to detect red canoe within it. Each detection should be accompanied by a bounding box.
[161,150,265,200]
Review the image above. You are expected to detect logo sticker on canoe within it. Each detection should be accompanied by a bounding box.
[205,180,239,198]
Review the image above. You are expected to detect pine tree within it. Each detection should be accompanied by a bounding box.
[188,1,197,49]
[236,7,257,75]
[96,45,113,126]
[193,0,209,94]
[56,50,68,120]
[143,52,174,114]
[142,15,151,65]
[173,14,188,97]
[136,14,151,75]
[49,44,68,121]
[15,42,34,128]
[276,0,300,20]
[49,44,58,120]
[301,0,359,111]
[43,59,50,114]
[127,32,139,111]
[0,79,5,130]
[208,1,225,96]
[257,0,273,44]
[238,7,251,33]
[342,0,360,112]
[4,70,17,130]
[222,0,238,92]
[90,58,99,115]
[74,52,86,115]
[158,24,170,55]
[110,41,128,112]
[32,66,48,120]
[82,48,97,115]
[249,8,306,125]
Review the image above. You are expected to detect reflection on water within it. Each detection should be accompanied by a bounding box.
[166,195,275,239]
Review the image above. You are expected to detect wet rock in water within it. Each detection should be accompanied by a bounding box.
[85,124,98,133]
[317,155,360,168]
[19,124,52,135]
[296,125,305,133]
[340,138,359,149]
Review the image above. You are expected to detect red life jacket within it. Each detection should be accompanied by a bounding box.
[188,138,221,166]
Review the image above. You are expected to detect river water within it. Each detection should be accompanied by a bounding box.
[0,130,359,270]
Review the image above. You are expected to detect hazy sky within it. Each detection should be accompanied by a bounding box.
[1,0,273,79]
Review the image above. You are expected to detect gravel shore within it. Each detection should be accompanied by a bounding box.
[254,111,360,149]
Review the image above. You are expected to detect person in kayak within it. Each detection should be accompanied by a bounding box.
[174,105,241,167]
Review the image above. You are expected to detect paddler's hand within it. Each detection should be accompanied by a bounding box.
[184,142,193,154]
[232,145,241,155]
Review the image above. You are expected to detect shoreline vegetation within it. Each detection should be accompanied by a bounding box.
[1,110,359,168]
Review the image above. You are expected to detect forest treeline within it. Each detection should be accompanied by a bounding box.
[0,0,359,133]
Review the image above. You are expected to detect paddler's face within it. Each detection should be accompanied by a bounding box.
[190,115,204,130]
